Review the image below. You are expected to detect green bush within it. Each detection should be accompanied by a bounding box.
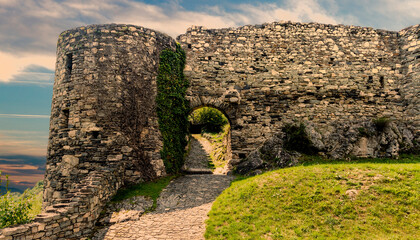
[372,117,390,132]
[189,107,228,133]
[282,122,317,155]
[156,44,190,174]
[0,172,33,228]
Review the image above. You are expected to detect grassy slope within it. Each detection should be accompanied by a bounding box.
[111,175,177,209]
[202,124,230,170]
[206,161,419,239]
[26,181,43,219]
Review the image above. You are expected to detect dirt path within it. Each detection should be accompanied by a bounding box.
[93,135,233,240]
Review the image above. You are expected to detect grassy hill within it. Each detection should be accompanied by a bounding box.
[205,159,419,239]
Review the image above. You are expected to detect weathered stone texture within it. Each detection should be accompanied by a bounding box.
[399,24,420,128]
[177,21,419,162]
[1,24,176,240]
[47,24,176,205]
[2,21,418,239]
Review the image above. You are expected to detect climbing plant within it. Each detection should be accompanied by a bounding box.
[156,44,190,174]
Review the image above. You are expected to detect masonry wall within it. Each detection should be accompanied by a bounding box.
[0,24,176,240]
[178,21,417,161]
[44,24,175,207]
[1,21,418,239]
[399,24,420,127]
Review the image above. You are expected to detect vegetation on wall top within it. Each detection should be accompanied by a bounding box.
[189,107,228,133]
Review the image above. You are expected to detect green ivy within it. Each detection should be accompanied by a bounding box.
[156,44,190,174]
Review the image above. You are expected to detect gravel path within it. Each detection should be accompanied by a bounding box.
[183,134,213,170]
[94,135,233,240]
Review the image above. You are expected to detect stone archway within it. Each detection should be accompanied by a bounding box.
[187,91,239,124]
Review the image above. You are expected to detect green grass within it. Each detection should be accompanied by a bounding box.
[111,175,177,209]
[0,180,43,228]
[25,181,43,219]
[206,161,420,239]
[203,124,230,170]
[298,154,420,166]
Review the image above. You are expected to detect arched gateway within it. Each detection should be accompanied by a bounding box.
[1,22,418,239]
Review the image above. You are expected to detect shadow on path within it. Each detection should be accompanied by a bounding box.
[93,134,233,239]
[156,174,233,212]
[184,134,213,171]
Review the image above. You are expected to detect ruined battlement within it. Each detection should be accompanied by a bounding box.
[179,21,419,159]
[1,21,418,239]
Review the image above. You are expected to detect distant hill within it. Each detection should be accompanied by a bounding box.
[0,155,46,167]
[0,185,24,194]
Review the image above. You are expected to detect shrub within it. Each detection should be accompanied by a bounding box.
[282,122,317,155]
[189,107,228,133]
[156,44,190,174]
[372,117,390,132]
[0,172,33,228]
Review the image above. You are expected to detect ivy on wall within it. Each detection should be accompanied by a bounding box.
[156,44,190,174]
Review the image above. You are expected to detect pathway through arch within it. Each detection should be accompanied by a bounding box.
[94,135,233,239]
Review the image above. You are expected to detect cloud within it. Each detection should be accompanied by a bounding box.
[375,0,420,27]
[0,155,46,167]
[379,0,420,17]
[0,0,343,56]
[0,51,55,83]
[8,64,54,85]
[221,0,339,26]
[0,131,48,156]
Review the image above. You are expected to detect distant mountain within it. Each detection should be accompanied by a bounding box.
[0,155,46,193]
[0,185,24,194]
[0,155,46,167]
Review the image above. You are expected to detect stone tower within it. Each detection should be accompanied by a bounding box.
[44,24,176,208]
[1,22,418,240]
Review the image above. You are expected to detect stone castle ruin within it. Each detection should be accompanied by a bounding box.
[1,21,418,239]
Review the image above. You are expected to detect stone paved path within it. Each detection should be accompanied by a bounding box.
[94,135,233,240]
[183,134,213,170]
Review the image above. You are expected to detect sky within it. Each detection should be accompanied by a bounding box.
[0,0,419,190]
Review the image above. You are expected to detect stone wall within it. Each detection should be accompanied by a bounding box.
[399,24,420,128]
[0,170,117,239]
[1,21,418,239]
[177,21,419,163]
[0,24,176,239]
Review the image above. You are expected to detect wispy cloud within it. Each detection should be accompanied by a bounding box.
[0,131,47,156]
[7,64,54,85]
[227,0,339,26]
[0,51,55,83]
